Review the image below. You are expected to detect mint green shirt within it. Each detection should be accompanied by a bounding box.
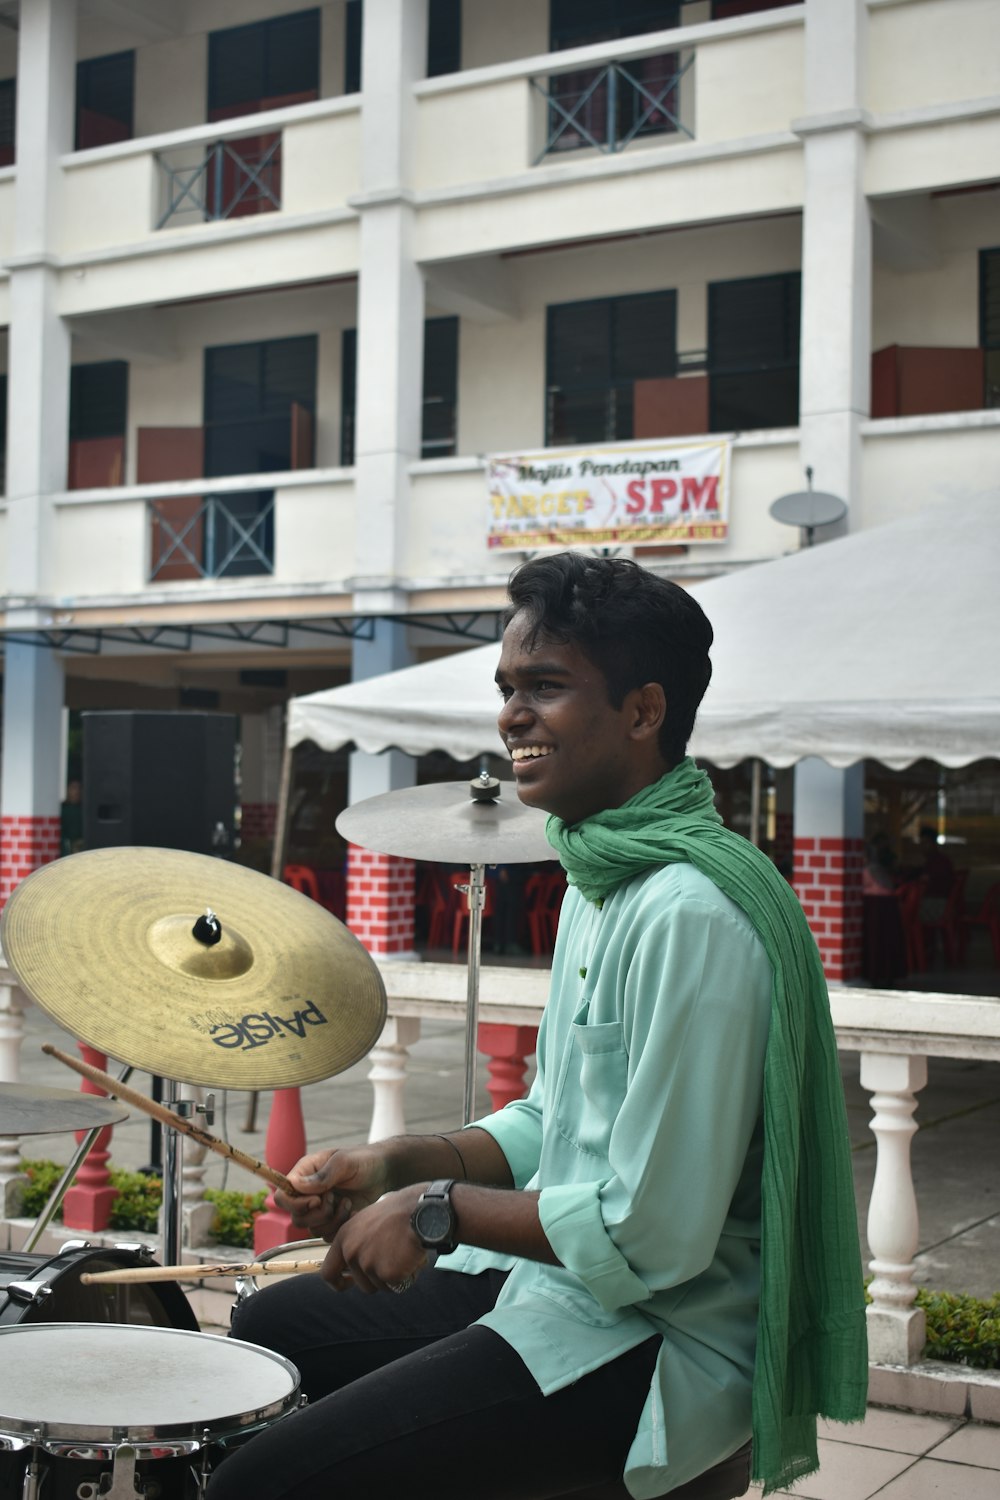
[441,862,772,1498]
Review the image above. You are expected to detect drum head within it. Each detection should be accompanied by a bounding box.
[0,1325,299,1448]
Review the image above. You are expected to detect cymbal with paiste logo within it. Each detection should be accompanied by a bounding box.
[0,847,387,1090]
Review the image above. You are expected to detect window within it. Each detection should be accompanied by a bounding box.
[340,318,460,465]
[203,336,317,476]
[545,291,677,446]
[981,248,1000,409]
[0,373,7,490]
[76,51,134,149]
[70,361,128,441]
[345,1,363,93]
[428,0,461,77]
[0,77,14,166]
[707,272,801,431]
[208,9,320,119]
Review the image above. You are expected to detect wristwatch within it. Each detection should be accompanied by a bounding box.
[411,1178,459,1256]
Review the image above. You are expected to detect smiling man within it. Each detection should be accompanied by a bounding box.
[208,554,866,1500]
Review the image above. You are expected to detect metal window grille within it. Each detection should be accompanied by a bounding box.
[533,54,692,163]
[149,492,275,581]
[156,135,282,228]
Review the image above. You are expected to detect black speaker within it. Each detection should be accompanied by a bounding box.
[82,711,238,855]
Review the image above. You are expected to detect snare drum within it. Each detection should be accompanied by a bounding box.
[233,1238,327,1311]
[0,1323,301,1499]
[0,1240,198,1331]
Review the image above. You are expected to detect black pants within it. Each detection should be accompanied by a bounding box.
[207,1266,661,1500]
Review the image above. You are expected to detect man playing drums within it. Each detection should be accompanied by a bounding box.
[209,553,866,1500]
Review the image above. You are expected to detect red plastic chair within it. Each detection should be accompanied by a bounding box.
[960,881,1000,966]
[283,863,322,902]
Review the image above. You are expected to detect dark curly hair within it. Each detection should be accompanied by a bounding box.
[504,552,713,768]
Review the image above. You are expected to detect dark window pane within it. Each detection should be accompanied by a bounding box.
[76,51,134,149]
[204,336,316,475]
[613,292,676,381]
[981,248,1000,350]
[985,350,1000,409]
[422,316,459,457]
[341,327,357,465]
[709,368,799,431]
[208,9,319,116]
[428,0,461,77]
[0,77,15,164]
[708,272,801,373]
[70,361,128,440]
[546,291,676,444]
[345,1,362,93]
[551,0,677,49]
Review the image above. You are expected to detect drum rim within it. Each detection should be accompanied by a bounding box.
[233,1236,328,1300]
[0,1242,199,1331]
[0,1324,301,1450]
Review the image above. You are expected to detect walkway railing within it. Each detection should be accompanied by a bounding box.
[531,53,693,163]
[149,491,275,581]
[3,959,998,1372]
[155,133,282,229]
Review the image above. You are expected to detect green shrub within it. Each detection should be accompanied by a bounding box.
[204,1188,268,1249]
[916,1289,1000,1371]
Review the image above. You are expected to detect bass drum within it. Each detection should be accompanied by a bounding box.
[0,1238,198,1330]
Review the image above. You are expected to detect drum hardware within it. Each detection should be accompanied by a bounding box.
[337,773,556,1124]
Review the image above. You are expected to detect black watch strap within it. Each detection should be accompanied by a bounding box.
[411,1178,459,1255]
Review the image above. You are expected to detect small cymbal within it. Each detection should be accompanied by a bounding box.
[0,1082,129,1136]
[336,777,557,865]
[1,848,387,1091]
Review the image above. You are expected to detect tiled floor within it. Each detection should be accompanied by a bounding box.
[749,1409,1000,1498]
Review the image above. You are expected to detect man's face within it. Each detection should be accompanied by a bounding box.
[495,612,658,827]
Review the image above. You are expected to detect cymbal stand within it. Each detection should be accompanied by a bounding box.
[23,1062,135,1253]
[457,863,488,1126]
[161,1084,215,1267]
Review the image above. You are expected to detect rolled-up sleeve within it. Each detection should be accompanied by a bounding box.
[538,892,771,1311]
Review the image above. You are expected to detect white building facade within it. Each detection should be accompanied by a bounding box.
[0,0,997,978]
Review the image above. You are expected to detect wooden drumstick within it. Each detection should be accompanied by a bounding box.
[42,1043,301,1198]
[80,1259,326,1285]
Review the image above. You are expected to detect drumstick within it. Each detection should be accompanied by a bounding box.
[42,1043,301,1198]
[80,1259,326,1285]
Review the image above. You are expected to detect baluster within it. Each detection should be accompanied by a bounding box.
[367,1018,421,1142]
[861,1051,928,1365]
[0,977,26,1212]
[253,1088,308,1254]
[477,1024,538,1112]
[61,1043,117,1232]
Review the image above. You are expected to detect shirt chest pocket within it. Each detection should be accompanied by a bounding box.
[553,1013,628,1160]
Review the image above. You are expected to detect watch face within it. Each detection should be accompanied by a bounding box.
[416,1199,453,1243]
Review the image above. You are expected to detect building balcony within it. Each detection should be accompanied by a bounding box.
[53,100,361,315]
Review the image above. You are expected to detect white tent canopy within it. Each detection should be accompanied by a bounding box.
[287,496,1000,771]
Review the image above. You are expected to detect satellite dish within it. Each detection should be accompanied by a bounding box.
[769,470,847,546]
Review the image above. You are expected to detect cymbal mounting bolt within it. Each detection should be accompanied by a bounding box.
[192,909,222,946]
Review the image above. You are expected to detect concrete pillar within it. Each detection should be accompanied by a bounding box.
[343,2,429,959]
[0,1,76,905]
[793,757,865,982]
[795,0,871,532]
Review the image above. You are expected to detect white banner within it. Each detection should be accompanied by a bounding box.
[487,439,731,550]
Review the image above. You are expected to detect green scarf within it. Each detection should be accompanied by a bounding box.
[547,758,868,1495]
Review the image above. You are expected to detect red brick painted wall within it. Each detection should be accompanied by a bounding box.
[346,843,415,956]
[0,815,61,908]
[241,801,277,839]
[793,835,865,982]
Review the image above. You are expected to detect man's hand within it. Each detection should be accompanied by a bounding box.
[275,1146,392,1239]
[321,1184,427,1293]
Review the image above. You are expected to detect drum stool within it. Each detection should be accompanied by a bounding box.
[571,1441,751,1500]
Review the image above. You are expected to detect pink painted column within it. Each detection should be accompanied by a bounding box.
[477,1023,538,1111]
[61,1044,117,1231]
[253,1088,309,1253]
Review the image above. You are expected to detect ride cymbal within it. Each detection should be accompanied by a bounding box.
[0,1082,128,1136]
[336,776,557,865]
[1,848,387,1090]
